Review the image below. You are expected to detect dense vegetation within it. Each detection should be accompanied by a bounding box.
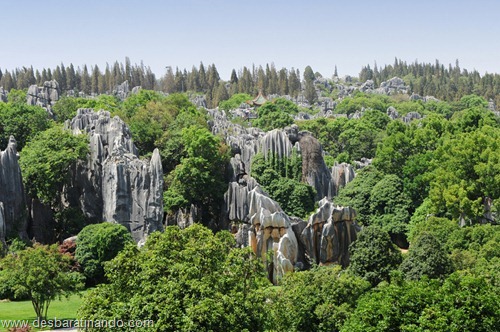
[1,58,499,330]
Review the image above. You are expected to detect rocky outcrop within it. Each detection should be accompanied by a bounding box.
[402,111,422,123]
[301,198,359,267]
[113,81,129,100]
[0,87,8,102]
[65,109,163,243]
[102,143,164,243]
[27,80,60,115]
[0,202,6,246]
[299,134,332,200]
[0,136,27,239]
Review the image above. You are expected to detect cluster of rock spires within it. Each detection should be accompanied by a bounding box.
[26,80,60,116]
[209,109,359,283]
[64,109,163,244]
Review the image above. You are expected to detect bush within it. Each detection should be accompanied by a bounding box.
[75,223,133,285]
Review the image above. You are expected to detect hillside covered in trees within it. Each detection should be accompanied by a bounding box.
[0,58,499,331]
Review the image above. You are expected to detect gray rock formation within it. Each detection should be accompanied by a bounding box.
[27,80,60,115]
[0,136,27,239]
[113,81,129,100]
[299,134,333,200]
[131,86,141,94]
[0,202,6,246]
[301,198,359,267]
[387,106,399,119]
[402,111,422,123]
[0,87,8,102]
[360,80,375,92]
[102,143,164,242]
[65,109,163,243]
[375,77,408,95]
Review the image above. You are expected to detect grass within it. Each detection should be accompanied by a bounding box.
[0,292,85,331]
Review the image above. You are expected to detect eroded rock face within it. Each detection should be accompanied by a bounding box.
[102,142,164,242]
[27,80,60,115]
[0,136,27,239]
[0,87,8,102]
[299,134,332,200]
[0,202,6,246]
[65,109,163,243]
[301,198,359,267]
[113,81,129,101]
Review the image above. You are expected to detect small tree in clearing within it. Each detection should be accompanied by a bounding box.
[0,243,84,320]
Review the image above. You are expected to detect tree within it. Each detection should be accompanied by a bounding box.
[429,125,499,222]
[19,125,89,206]
[0,101,51,151]
[268,266,370,332]
[218,93,252,111]
[78,225,270,331]
[0,243,83,320]
[400,233,453,280]
[75,223,133,286]
[348,226,402,286]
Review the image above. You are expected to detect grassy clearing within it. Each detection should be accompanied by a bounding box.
[0,292,85,330]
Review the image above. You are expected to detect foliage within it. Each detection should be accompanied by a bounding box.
[400,233,453,280]
[218,93,252,110]
[348,226,402,286]
[52,96,95,122]
[428,125,499,222]
[267,266,371,332]
[19,125,89,206]
[164,126,229,220]
[341,272,500,332]
[335,92,390,115]
[0,243,84,319]
[0,102,51,151]
[75,223,133,286]
[78,224,270,331]
[251,152,315,218]
[253,98,296,131]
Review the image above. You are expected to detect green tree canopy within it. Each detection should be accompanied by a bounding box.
[78,224,270,331]
[75,223,133,286]
[19,125,89,206]
[0,243,84,320]
[348,226,402,286]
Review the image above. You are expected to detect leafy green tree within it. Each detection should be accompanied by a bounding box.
[164,126,229,224]
[19,125,89,205]
[0,243,84,320]
[400,233,453,280]
[78,225,270,331]
[349,226,402,286]
[428,125,499,222]
[218,93,252,111]
[369,174,411,239]
[0,102,51,150]
[75,223,133,286]
[268,266,371,332]
[253,98,297,131]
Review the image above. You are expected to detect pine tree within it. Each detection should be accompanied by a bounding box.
[81,65,91,95]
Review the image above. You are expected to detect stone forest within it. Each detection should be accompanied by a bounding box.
[0,60,499,331]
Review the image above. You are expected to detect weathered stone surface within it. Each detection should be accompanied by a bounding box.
[299,134,333,200]
[331,162,355,197]
[28,197,54,243]
[113,81,129,100]
[102,143,164,243]
[0,136,27,239]
[165,203,201,230]
[387,106,399,119]
[27,80,60,115]
[0,202,6,246]
[65,109,163,243]
[402,111,422,123]
[301,198,359,267]
[0,87,8,102]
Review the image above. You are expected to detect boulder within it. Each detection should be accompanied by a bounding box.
[299,134,333,200]
[0,136,27,239]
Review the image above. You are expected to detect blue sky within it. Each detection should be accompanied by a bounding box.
[1,0,499,79]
